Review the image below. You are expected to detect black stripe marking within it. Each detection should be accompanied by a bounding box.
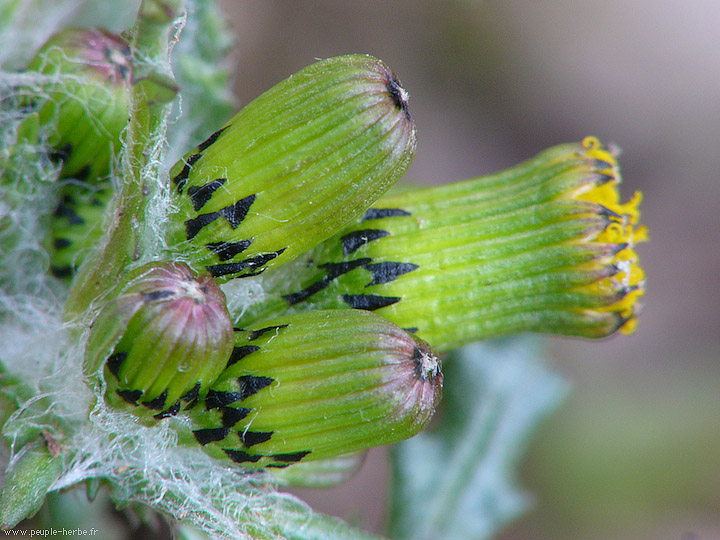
[592,158,615,172]
[197,126,229,152]
[221,406,251,428]
[185,193,256,240]
[206,239,253,261]
[188,178,227,211]
[54,202,84,225]
[272,451,310,463]
[206,248,286,279]
[142,390,167,410]
[227,345,261,368]
[248,324,288,341]
[362,208,411,221]
[598,205,623,220]
[53,237,72,249]
[193,427,230,445]
[185,211,220,241]
[51,266,73,278]
[323,259,372,280]
[240,430,273,447]
[366,261,419,286]
[220,194,256,229]
[404,327,419,334]
[342,294,401,311]
[224,449,262,464]
[154,400,181,419]
[283,258,371,305]
[341,229,390,256]
[74,165,91,182]
[205,390,244,409]
[386,76,410,119]
[181,382,201,402]
[106,352,126,377]
[237,375,274,400]
[595,173,615,185]
[172,153,202,194]
[116,389,143,405]
[49,143,72,163]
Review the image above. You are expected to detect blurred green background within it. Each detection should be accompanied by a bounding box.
[218,2,720,539]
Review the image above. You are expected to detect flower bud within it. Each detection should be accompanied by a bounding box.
[181,309,442,468]
[85,261,234,421]
[26,27,131,179]
[166,54,416,281]
[244,137,647,350]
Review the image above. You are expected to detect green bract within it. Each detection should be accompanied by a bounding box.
[165,54,416,281]
[181,309,442,469]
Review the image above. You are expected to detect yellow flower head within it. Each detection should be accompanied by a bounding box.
[568,137,648,335]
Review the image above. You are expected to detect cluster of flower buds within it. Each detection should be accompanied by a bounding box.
[81,52,442,468]
[85,262,442,467]
[34,27,645,471]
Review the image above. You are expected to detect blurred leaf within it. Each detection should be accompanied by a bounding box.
[0,441,63,530]
[389,337,568,540]
[271,452,367,488]
[264,496,387,540]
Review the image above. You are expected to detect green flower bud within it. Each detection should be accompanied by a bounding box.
[26,27,131,179]
[47,182,112,280]
[244,138,647,350]
[85,261,234,422]
[166,54,416,281]
[182,309,441,468]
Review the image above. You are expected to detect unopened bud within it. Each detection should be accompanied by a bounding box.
[166,54,416,281]
[85,261,233,421]
[181,309,442,468]
[26,27,131,179]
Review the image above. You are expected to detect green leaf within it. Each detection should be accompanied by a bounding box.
[389,337,568,540]
[0,441,63,530]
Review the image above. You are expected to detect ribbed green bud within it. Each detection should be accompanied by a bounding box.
[26,27,131,179]
[165,54,416,281]
[181,309,442,469]
[47,182,112,280]
[242,138,647,350]
[85,261,234,422]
